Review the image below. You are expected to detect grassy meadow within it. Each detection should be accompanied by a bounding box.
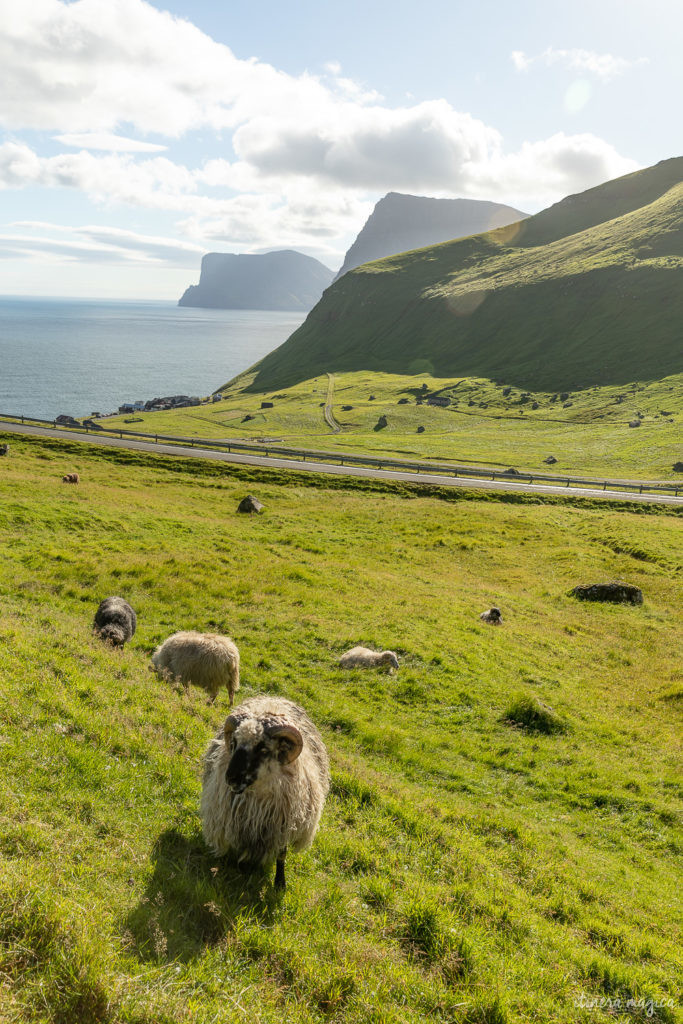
[0,431,681,1023]
[101,370,683,481]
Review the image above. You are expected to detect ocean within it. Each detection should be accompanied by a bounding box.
[0,297,305,420]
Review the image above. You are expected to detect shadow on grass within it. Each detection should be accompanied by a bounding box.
[124,822,282,963]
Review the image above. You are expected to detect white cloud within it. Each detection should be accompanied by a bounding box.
[0,222,204,264]
[54,132,168,152]
[511,47,648,80]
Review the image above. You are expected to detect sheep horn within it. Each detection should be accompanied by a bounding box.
[223,714,241,740]
[265,722,303,764]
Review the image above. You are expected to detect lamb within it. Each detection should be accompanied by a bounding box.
[201,696,330,890]
[480,607,503,625]
[93,596,137,647]
[338,646,399,670]
[62,472,79,484]
[151,631,240,704]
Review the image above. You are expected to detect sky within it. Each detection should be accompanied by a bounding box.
[0,0,681,299]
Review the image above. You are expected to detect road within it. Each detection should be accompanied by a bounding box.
[1,421,682,507]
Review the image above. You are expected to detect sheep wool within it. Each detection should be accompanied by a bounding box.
[201,696,330,889]
[152,631,240,704]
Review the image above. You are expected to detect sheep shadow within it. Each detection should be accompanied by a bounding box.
[123,824,282,963]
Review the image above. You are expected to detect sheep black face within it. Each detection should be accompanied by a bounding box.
[224,715,303,795]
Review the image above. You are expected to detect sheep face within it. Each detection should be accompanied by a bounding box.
[224,716,303,795]
[97,624,127,648]
[380,651,400,670]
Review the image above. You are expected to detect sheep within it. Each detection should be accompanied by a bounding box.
[151,631,240,704]
[201,696,330,890]
[480,607,503,625]
[62,472,79,484]
[93,596,137,648]
[0,444,8,456]
[338,646,399,671]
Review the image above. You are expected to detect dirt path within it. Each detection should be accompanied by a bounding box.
[323,373,341,433]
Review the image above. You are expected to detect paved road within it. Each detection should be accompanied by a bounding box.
[2,421,682,507]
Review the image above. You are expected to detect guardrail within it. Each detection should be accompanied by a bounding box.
[1,412,681,496]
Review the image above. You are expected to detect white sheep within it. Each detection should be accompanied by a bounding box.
[201,696,330,889]
[151,631,240,704]
[338,646,399,671]
[480,607,503,625]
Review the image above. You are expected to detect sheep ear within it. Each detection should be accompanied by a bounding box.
[267,724,303,764]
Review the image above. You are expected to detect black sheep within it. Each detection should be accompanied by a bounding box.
[93,596,137,648]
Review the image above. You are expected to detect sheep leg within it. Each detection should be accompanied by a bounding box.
[274,851,287,890]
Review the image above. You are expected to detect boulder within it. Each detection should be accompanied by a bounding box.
[569,582,643,605]
[503,467,521,475]
[543,455,557,465]
[531,401,540,410]
[628,419,641,428]
[260,401,274,409]
[374,414,388,431]
[0,444,8,456]
[417,425,425,433]
[397,398,409,405]
[342,405,353,411]
[672,462,683,472]
[237,495,264,514]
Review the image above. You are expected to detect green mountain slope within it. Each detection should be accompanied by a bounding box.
[244,158,683,392]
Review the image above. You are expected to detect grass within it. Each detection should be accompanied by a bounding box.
[0,431,681,1022]
[100,369,683,480]
[242,158,683,393]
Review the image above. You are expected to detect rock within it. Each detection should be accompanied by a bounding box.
[0,444,8,456]
[260,401,274,409]
[543,456,557,465]
[569,582,643,605]
[417,425,425,433]
[374,415,388,431]
[531,401,540,410]
[397,398,409,405]
[368,395,376,401]
[503,467,521,475]
[237,495,264,514]
[242,413,255,422]
[342,405,353,411]
[480,607,502,625]
[502,387,512,397]
[628,419,641,428]
[560,392,569,401]
[563,401,573,408]
[660,410,673,416]
[468,400,476,407]
[672,462,683,472]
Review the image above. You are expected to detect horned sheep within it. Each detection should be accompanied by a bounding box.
[201,696,330,889]
[338,646,399,670]
[93,596,137,647]
[151,631,240,704]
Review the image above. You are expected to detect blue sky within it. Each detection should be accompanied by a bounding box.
[0,0,680,298]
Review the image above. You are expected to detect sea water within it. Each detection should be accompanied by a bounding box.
[0,297,305,420]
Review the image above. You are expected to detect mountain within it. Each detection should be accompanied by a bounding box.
[242,158,683,392]
[335,192,528,279]
[178,250,334,311]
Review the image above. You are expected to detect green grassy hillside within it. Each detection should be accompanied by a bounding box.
[103,370,683,480]
[243,158,683,393]
[0,433,681,1022]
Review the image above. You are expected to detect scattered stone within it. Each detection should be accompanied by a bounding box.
[242,413,255,422]
[368,395,376,401]
[427,395,451,407]
[502,387,512,397]
[0,444,8,456]
[237,495,264,514]
[480,607,502,625]
[550,394,558,403]
[260,401,273,409]
[503,467,521,475]
[543,456,557,465]
[397,398,409,405]
[83,419,103,430]
[560,392,569,402]
[56,414,80,427]
[374,414,388,431]
[468,400,476,407]
[569,582,643,605]
[660,410,673,416]
[417,425,425,433]
[628,419,641,428]
[531,401,540,410]
[563,401,573,408]
[342,405,353,411]
[672,462,683,472]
